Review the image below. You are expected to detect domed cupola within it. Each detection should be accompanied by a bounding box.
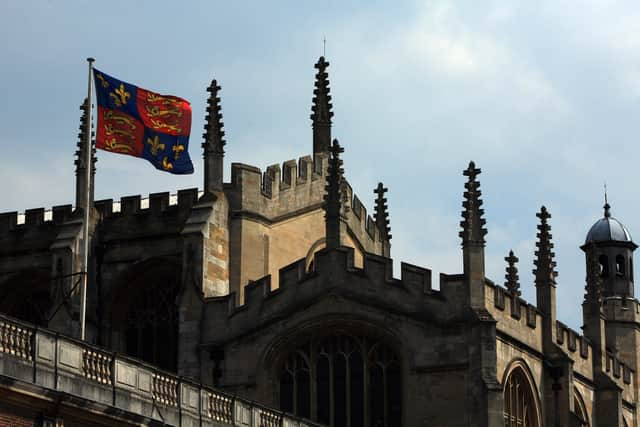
[581,202,637,298]
[585,203,633,244]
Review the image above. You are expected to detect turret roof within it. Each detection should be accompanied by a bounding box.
[585,203,633,244]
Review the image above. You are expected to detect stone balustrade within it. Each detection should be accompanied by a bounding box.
[0,314,323,427]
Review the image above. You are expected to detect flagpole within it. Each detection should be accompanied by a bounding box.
[80,57,95,341]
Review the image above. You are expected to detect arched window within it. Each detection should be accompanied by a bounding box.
[616,255,626,277]
[573,388,589,427]
[599,255,609,278]
[112,258,181,371]
[305,238,326,273]
[503,366,540,427]
[0,269,51,326]
[279,352,311,418]
[277,333,401,427]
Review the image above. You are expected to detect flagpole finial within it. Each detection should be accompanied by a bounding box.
[87,57,95,64]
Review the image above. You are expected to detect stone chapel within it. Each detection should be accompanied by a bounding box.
[0,57,638,427]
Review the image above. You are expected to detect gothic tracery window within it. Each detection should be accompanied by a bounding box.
[503,366,540,427]
[277,333,401,427]
[113,258,180,371]
[0,269,51,326]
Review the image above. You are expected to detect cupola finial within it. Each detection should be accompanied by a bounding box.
[603,182,611,217]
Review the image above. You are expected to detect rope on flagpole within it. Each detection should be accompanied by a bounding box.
[80,57,95,341]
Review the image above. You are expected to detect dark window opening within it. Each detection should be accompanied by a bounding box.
[115,259,180,372]
[616,255,626,277]
[280,371,294,413]
[279,334,401,427]
[503,367,539,427]
[0,270,51,326]
[317,355,331,424]
[350,351,364,427]
[599,255,609,278]
[334,354,347,427]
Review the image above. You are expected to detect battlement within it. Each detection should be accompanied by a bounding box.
[0,188,206,234]
[227,154,384,254]
[488,282,604,383]
[204,248,440,341]
[0,204,73,233]
[342,182,381,248]
[94,188,202,219]
[0,189,208,257]
[604,350,634,385]
[603,347,636,403]
[0,204,75,261]
[555,321,591,360]
[487,279,635,395]
[486,283,544,353]
[227,155,328,219]
[555,319,636,394]
[491,284,540,329]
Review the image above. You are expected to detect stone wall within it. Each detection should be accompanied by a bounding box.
[225,156,383,302]
[201,248,483,425]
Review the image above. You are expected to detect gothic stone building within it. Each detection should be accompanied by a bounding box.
[0,57,639,427]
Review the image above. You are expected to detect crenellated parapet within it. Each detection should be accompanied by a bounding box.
[203,248,439,341]
[0,205,73,232]
[342,182,382,253]
[555,321,592,363]
[0,189,204,238]
[226,155,382,253]
[487,277,635,393]
[0,205,75,260]
[0,189,205,277]
[95,189,199,218]
[486,281,543,349]
[555,319,634,396]
[227,155,327,219]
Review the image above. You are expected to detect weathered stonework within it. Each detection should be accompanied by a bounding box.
[1,56,639,427]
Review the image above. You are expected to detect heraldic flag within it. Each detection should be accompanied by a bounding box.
[93,69,194,174]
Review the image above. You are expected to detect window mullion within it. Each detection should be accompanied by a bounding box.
[346,354,351,427]
[383,365,388,427]
[329,354,335,427]
[310,347,317,421]
[363,348,370,427]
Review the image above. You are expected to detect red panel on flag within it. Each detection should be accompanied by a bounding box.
[96,106,145,157]
[136,88,191,137]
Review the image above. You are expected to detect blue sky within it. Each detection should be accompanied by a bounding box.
[2,1,640,330]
